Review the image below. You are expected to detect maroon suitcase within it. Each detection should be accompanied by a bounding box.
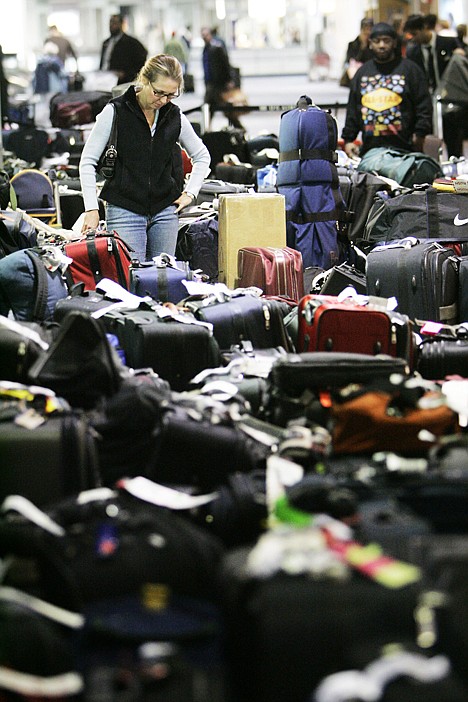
[297,294,415,366]
[64,230,133,291]
[237,246,304,302]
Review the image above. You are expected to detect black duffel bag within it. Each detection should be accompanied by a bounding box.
[364,186,468,243]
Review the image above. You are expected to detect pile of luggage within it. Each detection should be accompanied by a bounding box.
[1,97,468,702]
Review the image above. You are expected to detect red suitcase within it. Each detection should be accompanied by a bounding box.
[64,230,133,290]
[297,294,415,366]
[237,246,304,302]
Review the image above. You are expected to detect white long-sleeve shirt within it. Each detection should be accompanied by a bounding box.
[79,101,211,212]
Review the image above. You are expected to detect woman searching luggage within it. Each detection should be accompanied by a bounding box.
[79,54,210,261]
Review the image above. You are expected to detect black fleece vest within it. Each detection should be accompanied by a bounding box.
[101,86,183,216]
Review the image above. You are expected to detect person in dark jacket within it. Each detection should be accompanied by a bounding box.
[79,54,210,261]
[100,14,148,85]
[201,26,244,129]
[340,17,374,87]
[341,22,433,158]
[404,13,466,157]
[404,14,463,92]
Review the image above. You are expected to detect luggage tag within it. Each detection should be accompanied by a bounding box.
[92,277,151,316]
[453,175,468,193]
[273,497,422,588]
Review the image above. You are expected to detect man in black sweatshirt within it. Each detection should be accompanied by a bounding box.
[342,22,433,158]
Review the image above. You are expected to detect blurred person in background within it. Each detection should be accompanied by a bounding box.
[340,18,374,87]
[404,13,465,156]
[163,31,188,74]
[201,26,244,130]
[404,13,463,93]
[456,24,468,55]
[33,40,68,94]
[44,25,78,66]
[0,45,9,125]
[100,14,147,85]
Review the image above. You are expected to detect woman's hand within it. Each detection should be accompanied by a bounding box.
[174,191,195,212]
[81,209,100,234]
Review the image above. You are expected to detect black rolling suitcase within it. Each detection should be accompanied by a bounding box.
[366,239,459,325]
[0,389,100,508]
[103,307,221,391]
[220,537,422,702]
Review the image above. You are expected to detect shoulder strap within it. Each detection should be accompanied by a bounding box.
[109,103,118,144]
[25,249,49,322]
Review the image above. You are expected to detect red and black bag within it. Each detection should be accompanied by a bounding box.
[64,226,133,290]
[297,293,415,366]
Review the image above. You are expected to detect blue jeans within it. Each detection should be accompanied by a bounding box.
[106,203,179,262]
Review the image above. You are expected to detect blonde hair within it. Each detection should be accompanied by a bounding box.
[136,54,184,93]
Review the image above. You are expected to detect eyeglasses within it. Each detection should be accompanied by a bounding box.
[149,83,179,100]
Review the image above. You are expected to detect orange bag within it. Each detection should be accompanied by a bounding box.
[331,388,458,456]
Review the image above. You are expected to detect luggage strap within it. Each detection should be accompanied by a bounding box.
[426,188,440,238]
[286,171,344,224]
[286,209,342,224]
[439,301,458,323]
[279,148,338,163]
[25,249,49,322]
[86,236,129,290]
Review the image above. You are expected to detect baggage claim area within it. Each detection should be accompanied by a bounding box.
[1,1,468,700]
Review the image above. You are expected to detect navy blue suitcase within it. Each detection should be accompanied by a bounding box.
[185,294,294,352]
[129,258,194,304]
